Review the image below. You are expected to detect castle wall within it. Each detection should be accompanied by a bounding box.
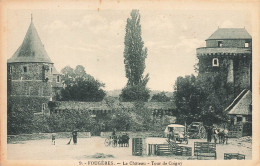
[233,56,251,95]
[8,62,54,113]
[8,63,54,81]
[197,53,251,97]
[227,59,234,83]
[9,96,50,113]
[10,81,52,96]
[198,54,228,73]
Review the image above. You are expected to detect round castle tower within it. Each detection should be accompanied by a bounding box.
[7,16,62,115]
[196,28,252,96]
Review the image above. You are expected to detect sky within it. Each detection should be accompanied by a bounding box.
[7,9,252,91]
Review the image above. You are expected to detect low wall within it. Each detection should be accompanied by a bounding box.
[7,132,91,143]
[100,131,165,138]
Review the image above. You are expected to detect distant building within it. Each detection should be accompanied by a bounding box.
[7,16,62,115]
[196,28,252,96]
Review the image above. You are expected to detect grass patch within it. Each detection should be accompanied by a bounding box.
[89,153,114,159]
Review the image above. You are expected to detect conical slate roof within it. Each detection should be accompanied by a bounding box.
[206,28,252,40]
[8,18,53,63]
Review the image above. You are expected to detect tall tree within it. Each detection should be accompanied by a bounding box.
[121,10,150,101]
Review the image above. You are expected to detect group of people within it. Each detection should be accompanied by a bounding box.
[51,130,78,145]
[206,125,229,144]
[111,129,130,147]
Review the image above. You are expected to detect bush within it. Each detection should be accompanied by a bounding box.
[7,108,34,135]
[120,85,150,102]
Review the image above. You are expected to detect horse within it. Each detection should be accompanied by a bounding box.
[121,134,130,147]
[217,128,228,144]
[112,135,118,147]
[118,135,123,147]
[118,134,130,147]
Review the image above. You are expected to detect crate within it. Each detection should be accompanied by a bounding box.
[181,146,192,156]
[194,142,216,160]
[172,146,192,156]
[132,138,143,156]
[148,144,157,155]
[224,153,245,160]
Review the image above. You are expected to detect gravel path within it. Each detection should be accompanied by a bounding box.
[7,136,251,160]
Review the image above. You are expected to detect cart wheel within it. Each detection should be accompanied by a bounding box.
[104,138,110,146]
[112,142,117,147]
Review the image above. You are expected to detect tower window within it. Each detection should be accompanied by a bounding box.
[245,42,249,47]
[57,75,60,83]
[50,68,53,74]
[218,41,223,47]
[23,66,28,73]
[212,58,219,67]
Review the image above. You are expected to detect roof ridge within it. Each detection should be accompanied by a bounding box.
[225,89,248,112]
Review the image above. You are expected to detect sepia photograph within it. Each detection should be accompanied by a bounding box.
[0,0,259,166]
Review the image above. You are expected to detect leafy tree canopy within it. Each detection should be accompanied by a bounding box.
[120,84,150,102]
[60,65,106,102]
[173,74,230,125]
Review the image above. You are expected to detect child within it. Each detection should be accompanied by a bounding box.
[52,133,56,145]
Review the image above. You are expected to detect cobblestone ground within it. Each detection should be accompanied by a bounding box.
[7,136,251,160]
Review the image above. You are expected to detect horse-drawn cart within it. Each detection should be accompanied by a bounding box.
[104,133,130,147]
[187,122,206,139]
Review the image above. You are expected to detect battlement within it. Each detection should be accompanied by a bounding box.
[197,47,251,56]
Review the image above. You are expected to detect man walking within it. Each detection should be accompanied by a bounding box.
[206,125,212,142]
[72,130,78,144]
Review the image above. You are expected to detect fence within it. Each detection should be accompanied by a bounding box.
[132,138,143,156]
[172,146,192,156]
[194,142,216,160]
[148,143,192,156]
[224,153,245,160]
[148,144,157,155]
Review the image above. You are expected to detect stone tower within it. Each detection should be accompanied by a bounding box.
[7,16,62,115]
[196,28,252,97]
